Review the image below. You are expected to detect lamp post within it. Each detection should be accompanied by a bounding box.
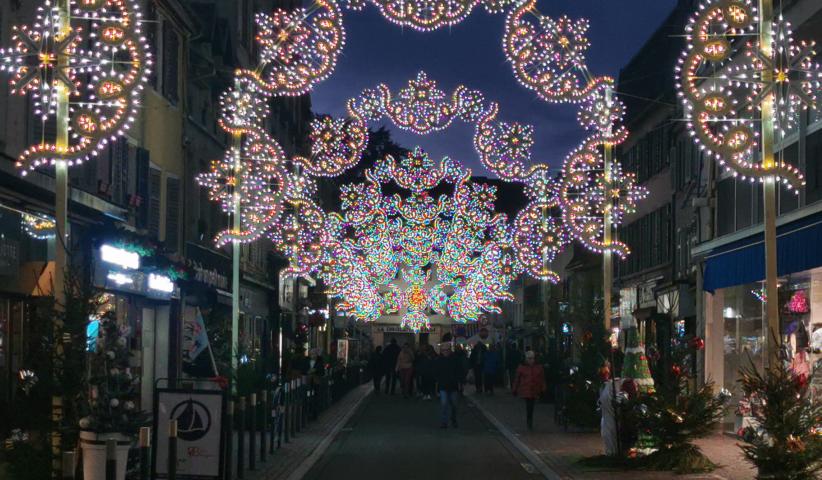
[602,86,615,332]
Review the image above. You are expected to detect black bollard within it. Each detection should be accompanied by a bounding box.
[237,397,245,479]
[105,439,117,480]
[168,420,178,480]
[225,400,234,480]
[248,393,256,471]
[260,390,267,462]
[61,451,76,479]
[268,389,276,454]
[139,427,151,480]
[283,383,290,444]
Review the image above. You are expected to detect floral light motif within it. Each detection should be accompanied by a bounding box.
[513,199,569,282]
[21,212,56,240]
[503,0,609,103]
[560,130,647,258]
[364,0,514,31]
[676,0,819,191]
[253,0,344,96]
[294,115,368,176]
[0,0,151,173]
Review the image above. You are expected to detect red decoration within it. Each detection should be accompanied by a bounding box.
[671,364,682,377]
[689,337,705,351]
[598,365,611,381]
[786,290,810,314]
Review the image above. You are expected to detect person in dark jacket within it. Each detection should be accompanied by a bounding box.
[454,344,469,394]
[418,345,436,400]
[482,343,501,394]
[434,342,463,428]
[469,342,486,394]
[505,343,522,389]
[382,338,401,394]
[369,346,384,394]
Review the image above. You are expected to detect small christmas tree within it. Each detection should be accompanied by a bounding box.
[622,326,654,393]
[79,308,147,435]
[787,289,810,314]
[738,361,822,480]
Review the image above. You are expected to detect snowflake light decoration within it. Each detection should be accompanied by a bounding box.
[503,0,609,104]
[513,198,569,283]
[21,212,56,240]
[676,0,820,191]
[0,0,151,173]
[366,0,514,31]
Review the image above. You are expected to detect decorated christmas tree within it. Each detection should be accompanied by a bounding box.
[738,361,822,480]
[621,326,654,393]
[787,289,811,314]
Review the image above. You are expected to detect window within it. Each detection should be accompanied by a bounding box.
[716,177,735,237]
[135,148,150,229]
[735,179,753,230]
[166,177,180,251]
[806,129,822,205]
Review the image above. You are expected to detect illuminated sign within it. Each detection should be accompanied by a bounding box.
[148,273,174,293]
[107,272,134,286]
[100,244,140,270]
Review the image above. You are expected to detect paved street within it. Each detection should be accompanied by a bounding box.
[303,392,538,480]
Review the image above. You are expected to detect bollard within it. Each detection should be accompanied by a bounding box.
[283,383,290,444]
[168,420,178,480]
[105,439,117,480]
[289,381,296,438]
[237,397,245,479]
[269,389,277,453]
[296,380,303,432]
[260,390,267,462]
[139,427,151,480]
[61,451,76,479]
[248,393,256,471]
[225,400,234,480]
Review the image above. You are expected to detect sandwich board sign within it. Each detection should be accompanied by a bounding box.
[153,388,225,479]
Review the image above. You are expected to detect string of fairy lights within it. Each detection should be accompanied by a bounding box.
[191,0,654,331]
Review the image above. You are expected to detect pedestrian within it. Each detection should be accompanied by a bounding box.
[434,342,462,428]
[369,346,384,394]
[454,344,469,394]
[505,342,522,389]
[513,350,546,430]
[469,341,486,394]
[382,338,401,394]
[396,343,415,398]
[483,343,501,394]
[419,345,436,400]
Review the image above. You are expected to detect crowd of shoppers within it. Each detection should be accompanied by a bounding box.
[367,339,547,430]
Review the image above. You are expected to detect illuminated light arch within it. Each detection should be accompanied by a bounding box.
[0,0,152,173]
[676,0,820,191]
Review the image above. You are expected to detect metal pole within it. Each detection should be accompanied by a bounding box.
[260,390,267,462]
[248,393,256,471]
[225,400,234,480]
[61,451,75,479]
[231,95,243,378]
[168,420,178,480]
[105,439,117,480]
[603,86,615,332]
[138,427,151,480]
[52,3,71,474]
[237,397,245,479]
[759,0,780,369]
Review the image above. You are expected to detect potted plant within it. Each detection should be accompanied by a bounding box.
[78,309,147,480]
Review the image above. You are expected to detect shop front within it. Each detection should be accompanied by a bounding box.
[699,209,822,431]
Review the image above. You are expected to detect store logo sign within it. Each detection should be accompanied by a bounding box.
[100,244,140,270]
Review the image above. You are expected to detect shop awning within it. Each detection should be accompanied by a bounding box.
[702,209,822,293]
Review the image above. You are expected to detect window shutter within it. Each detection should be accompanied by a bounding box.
[149,168,162,239]
[135,148,150,229]
[162,21,179,104]
[166,176,180,251]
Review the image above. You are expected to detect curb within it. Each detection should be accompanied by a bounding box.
[285,384,373,480]
[466,395,563,480]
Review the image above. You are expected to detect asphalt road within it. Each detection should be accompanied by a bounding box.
[303,392,540,480]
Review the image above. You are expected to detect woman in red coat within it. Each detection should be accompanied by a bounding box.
[512,350,546,430]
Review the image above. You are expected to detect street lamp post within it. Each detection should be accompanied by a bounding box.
[758,0,781,369]
[602,86,615,332]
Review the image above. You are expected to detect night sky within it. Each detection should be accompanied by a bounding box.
[311,1,678,176]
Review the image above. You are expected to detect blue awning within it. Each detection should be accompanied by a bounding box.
[703,210,822,293]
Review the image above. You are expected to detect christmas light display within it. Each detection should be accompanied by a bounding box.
[503,0,609,104]
[191,2,648,331]
[676,0,821,191]
[0,0,151,173]
[21,212,56,240]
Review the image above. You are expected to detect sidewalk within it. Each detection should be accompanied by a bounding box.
[244,384,372,480]
[467,386,756,480]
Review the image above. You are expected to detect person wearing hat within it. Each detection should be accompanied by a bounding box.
[512,350,546,430]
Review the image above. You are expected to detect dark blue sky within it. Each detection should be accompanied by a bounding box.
[311,1,678,176]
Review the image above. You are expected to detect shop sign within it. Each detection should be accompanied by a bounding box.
[153,389,225,479]
[191,263,228,290]
[638,281,657,309]
[375,325,411,333]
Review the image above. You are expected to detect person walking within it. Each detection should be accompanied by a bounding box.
[505,343,522,389]
[369,346,384,394]
[482,343,501,395]
[513,350,546,430]
[454,344,469,394]
[418,345,436,400]
[396,343,416,398]
[434,342,462,428]
[382,338,401,394]
[469,342,486,394]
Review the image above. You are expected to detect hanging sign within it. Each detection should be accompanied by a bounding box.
[153,389,225,479]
